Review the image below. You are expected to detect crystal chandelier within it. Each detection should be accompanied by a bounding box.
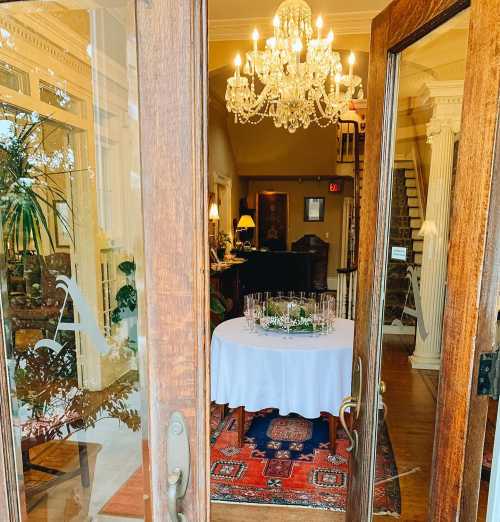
[225,0,363,133]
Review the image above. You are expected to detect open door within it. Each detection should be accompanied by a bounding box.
[348,0,500,520]
[0,0,209,520]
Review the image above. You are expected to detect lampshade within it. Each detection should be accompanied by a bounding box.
[237,215,255,228]
[209,202,219,221]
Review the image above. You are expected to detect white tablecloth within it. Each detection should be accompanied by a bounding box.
[211,317,354,419]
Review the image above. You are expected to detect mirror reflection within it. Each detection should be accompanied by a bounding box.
[372,8,484,521]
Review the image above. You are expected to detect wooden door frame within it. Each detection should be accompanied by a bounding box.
[351,0,500,520]
[136,0,209,520]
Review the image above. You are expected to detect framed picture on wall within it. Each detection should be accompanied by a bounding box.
[304,197,325,222]
[53,200,71,248]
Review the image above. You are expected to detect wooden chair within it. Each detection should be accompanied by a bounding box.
[291,234,330,292]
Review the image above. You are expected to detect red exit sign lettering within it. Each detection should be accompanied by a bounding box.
[329,180,343,193]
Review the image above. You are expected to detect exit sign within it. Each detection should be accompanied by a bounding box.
[329,180,343,193]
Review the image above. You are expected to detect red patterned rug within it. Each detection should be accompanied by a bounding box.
[210,408,401,515]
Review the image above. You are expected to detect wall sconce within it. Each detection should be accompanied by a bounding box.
[209,202,220,221]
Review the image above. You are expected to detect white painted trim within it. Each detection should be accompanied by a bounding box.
[208,10,380,41]
[211,171,233,239]
[340,197,354,267]
[486,404,500,521]
[327,276,337,291]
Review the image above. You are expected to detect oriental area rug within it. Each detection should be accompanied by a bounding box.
[101,406,402,518]
[210,408,401,516]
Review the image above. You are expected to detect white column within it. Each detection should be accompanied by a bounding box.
[410,81,463,370]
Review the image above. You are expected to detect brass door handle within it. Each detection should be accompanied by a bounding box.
[339,396,358,453]
[381,400,388,422]
[378,380,387,422]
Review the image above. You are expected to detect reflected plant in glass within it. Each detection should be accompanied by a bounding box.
[111,260,138,353]
[14,337,141,436]
[0,104,74,257]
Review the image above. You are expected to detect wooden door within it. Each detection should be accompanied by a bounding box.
[257,192,288,250]
[349,0,500,520]
[0,0,209,521]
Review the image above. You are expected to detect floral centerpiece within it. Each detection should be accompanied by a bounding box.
[258,296,329,333]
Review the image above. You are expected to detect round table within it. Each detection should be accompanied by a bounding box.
[211,316,354,419]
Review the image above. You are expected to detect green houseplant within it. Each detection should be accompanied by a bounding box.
[216,231,231,261]
[0,106,74,258]
[111,260,138,353]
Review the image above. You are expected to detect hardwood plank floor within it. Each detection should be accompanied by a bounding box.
[212,504,345,522]
[212,334,490,521]
[375,335,437,522]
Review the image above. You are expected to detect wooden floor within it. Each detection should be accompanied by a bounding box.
[212,334,490,521]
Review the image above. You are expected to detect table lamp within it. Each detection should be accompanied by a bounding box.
[236,214,255,250]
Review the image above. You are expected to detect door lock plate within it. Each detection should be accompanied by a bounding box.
[478,349,500,400]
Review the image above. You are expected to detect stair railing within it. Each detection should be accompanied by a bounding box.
[336,266,358,320]
[336,118,362,319]
[411,143,427,220]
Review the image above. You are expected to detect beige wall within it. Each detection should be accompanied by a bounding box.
[247,178,354,282]
[208,99,248,234]
[208,35,371,72]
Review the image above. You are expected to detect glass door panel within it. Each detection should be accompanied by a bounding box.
[372,8,470,520]
[483,303,500,521]
[0,1,150,519]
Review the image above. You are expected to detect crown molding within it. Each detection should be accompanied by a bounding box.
[208,10,378,41]
[20,12,90,65]
[0,14,91,78]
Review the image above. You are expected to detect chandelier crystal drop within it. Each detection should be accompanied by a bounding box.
[225,0,363,133]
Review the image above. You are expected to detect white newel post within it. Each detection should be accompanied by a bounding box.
[410,81,463,371]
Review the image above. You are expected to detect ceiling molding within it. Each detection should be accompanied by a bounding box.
[209,10,379,41]
[0,14,91,78]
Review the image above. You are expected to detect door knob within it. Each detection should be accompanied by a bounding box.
[338,356,363,454]
[378,381,387,421]
[167,412,190,522]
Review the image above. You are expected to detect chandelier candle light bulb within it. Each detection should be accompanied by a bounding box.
[225,0,362,132]
[316,15,323,39]
[348,52,355,81]
[327,30,334,46]
[252,29,259,52]
[234,54,241,78]
[273,15,280,37]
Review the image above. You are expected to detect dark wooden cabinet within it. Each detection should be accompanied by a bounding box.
[235,249,315,294]
[210,263,244,319]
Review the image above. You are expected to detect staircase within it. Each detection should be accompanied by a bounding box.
[336,117,427,329]
[384,168,416,327]
[399,160,424,266]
